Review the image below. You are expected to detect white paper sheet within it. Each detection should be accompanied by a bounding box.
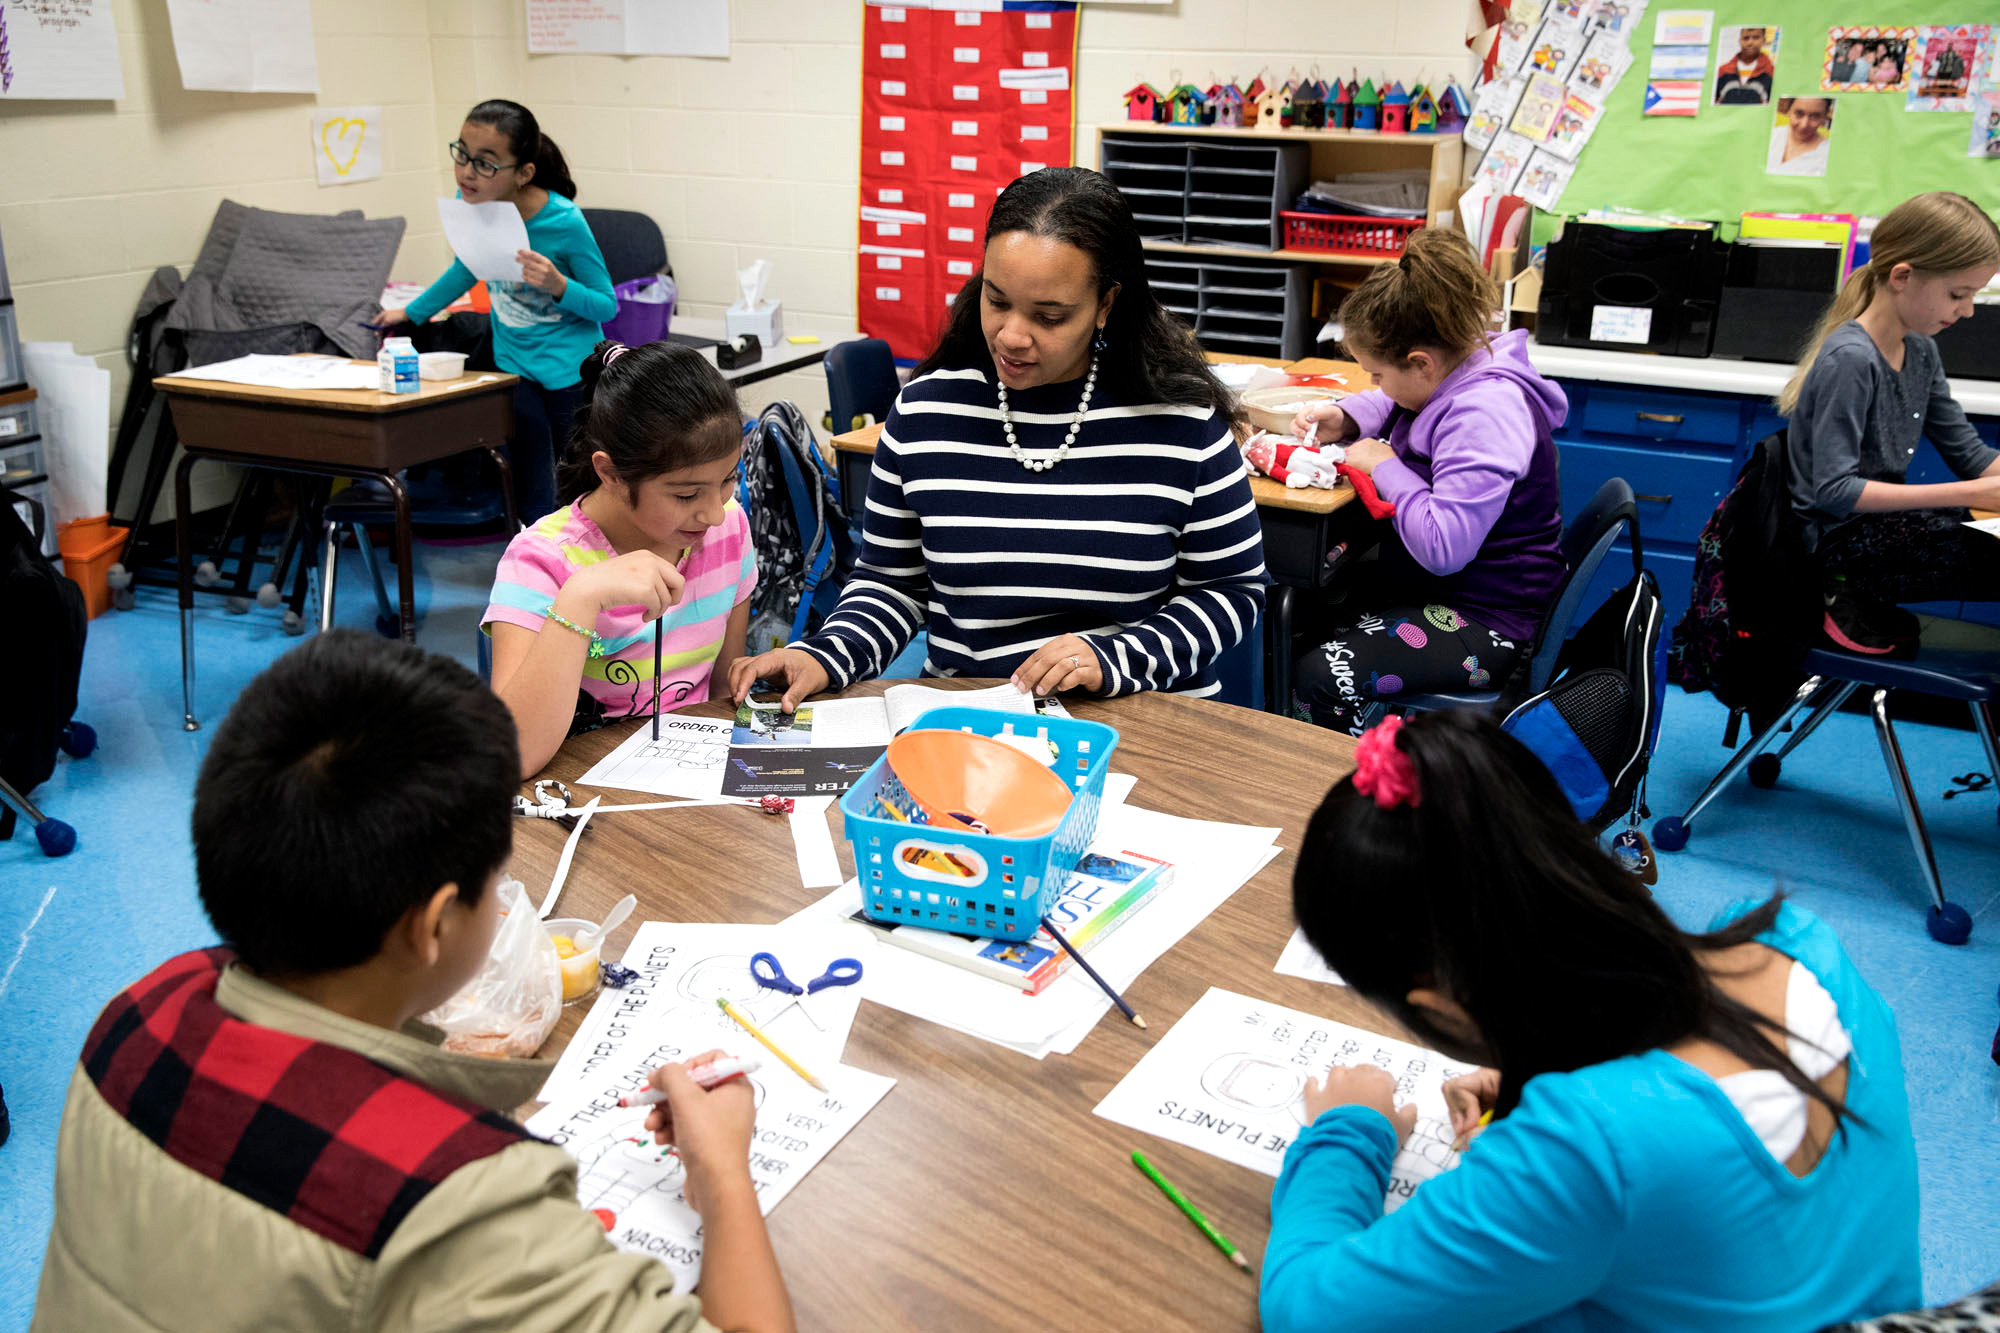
[576,716,732,798]
[170,354,381,391]
[526,0,730,57]
[1964,517,2000,539]
[1273,928,1346,987]
[1093,987,1471,1210]
[311,106,382,186]
[998,65,1070,91]
[165,0,317,92]
[539,921,867,1106]
[0,0,125,100]
[785,803,1278,1056]
[19,343,110,528]
[527,1060,892,1291]
[437,197,531,285]
[789,796,844,889]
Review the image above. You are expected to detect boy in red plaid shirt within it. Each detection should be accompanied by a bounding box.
[33,631,795,1333]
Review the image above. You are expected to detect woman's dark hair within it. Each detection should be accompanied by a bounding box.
[1294,709,1855,1130]
[556,340,743,505]
[465,98,577,200]
[912,167,1240,425]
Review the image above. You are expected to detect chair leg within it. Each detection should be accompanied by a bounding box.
[1673,675,1829,831]
[349,523,394,626]
[1972,701,2000,788]
[319,518,341,633]
[1870,688,1951,920]
[1770,680,1862,762]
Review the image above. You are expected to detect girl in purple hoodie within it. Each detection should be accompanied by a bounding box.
[1290,228,1566,735]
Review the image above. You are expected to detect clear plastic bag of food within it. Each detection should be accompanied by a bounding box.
[421,877,563,1059]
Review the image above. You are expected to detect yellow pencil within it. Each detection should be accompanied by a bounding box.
[1452,1109,1493,1154]
[716,996,829,1092]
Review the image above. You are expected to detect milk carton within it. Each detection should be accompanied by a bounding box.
[377,337,419,394]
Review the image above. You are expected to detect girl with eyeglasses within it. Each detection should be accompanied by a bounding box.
[380,100,617,522]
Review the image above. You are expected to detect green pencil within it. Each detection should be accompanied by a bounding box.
[1131,1150,1252,1273]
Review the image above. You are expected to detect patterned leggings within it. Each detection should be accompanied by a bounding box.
[1817,509,2000,606]
[1291,602,1523,736]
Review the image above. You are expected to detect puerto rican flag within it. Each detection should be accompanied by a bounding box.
[1643,80,1701,115]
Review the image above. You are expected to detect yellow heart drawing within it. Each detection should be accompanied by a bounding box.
[320,117,367,176]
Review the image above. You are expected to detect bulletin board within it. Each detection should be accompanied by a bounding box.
[1554,2,2000,224]
[858,0,1082,360]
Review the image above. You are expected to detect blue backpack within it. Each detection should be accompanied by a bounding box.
[1501,538,1668,836]
[737,402,857,654]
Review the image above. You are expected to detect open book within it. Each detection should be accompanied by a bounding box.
[746,682,1065,750]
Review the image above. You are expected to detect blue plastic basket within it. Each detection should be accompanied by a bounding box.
[839,707,1118,942]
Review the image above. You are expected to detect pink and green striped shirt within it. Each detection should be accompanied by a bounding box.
[483,500,757,722]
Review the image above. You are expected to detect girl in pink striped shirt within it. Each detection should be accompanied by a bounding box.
[484,340,755,776]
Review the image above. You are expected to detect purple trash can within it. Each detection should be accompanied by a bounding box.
[602,275,675,345]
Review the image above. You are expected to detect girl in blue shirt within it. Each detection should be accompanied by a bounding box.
[381,99,618,521]
[1264,709,1920,1333]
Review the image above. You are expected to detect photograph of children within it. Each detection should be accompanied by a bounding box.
[1970,91,2000,160]
[1766,96,1835,177]
[1821,27,1914,93]
[732,701,815,746]
[1907,25,1992,114]
[1713,25,1779,105]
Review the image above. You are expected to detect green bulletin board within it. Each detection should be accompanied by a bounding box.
[1553,2,2000,225]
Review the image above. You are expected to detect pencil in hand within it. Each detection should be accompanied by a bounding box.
[1039,915,1146,1029]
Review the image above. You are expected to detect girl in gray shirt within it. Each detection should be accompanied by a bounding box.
[1779,192,2000,653]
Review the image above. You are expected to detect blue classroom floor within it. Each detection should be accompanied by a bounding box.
[3,536,1997,1329]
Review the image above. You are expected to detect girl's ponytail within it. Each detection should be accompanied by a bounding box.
[464,98,578,201]
[1337,225,1497,364]
[1779,191,2000,415]
[531,133,578,200]
[555,339,742,507]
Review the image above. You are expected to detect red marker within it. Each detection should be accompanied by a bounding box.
[615,1056,761,1106]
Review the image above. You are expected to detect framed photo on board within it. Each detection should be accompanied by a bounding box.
[1906,25,1993,114]
[1821,26,1915,93]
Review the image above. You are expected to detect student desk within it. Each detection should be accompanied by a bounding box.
[155,364,518,731]
[828,357,1373,713]
[513,679,1368,1333]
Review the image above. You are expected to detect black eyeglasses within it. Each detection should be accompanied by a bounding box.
[448,140,521,177]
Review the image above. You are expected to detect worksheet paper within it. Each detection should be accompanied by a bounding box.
[577,716,733,798]
[785,801,1279,1057]
[527,1061,893,1291]
[437,197,532,284]
[164,0,318,93]
[171,354,380,391]
[789,796,844,889]
[0,0,125,100]
[1273,928,1346,987]
[1093,986,1471,1211]
[540,922,865,1106]
[1965,517,2000,539]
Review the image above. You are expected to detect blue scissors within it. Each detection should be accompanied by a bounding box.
[749,952,863,1031]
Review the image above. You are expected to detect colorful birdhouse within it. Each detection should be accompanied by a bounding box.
[1207,81,1245,128]
[1382,80,1411,134]
[1168,82,1209,126]
[1124,83,1165,122]
[1244,74,1267,102]
[1253,85,1286,133]
[1329,77,1355,130]
[1410,84,1440,132]
[1438,77,1472,132]
[1292,77,1328,130]
[1351,77,1381,131]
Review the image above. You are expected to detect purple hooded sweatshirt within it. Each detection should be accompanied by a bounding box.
[1338,328,1567,644]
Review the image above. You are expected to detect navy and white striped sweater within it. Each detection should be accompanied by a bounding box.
[794,366,1267,698]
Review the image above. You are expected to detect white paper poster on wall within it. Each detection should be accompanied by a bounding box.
[526,0,729,57]
[164,0,318,93]
[0,0,126,100]
[311,107,382,186]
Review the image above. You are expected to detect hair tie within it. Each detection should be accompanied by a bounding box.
[601,341,634,367]
[1398,253,1412,273]
[1352,715,1421,810]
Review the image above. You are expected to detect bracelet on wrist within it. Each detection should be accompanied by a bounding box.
[545,609,606,658]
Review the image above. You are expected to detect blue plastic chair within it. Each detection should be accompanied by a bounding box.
[1393,477,1637,714]
[1213,609,1267,710]
[1653,622,2000,944]
[823,338,900,436]
[320,472,510,638]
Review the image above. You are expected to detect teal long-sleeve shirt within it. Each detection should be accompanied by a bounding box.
[407,191,615,390]
[1261,902,1920,1333]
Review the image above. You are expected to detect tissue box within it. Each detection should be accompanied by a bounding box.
[726,300,783,347]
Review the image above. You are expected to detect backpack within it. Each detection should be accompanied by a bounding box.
[1667,430,1814,740]
[1502,537,1668,834]
[0,486,89,835]
[737,401,857,654]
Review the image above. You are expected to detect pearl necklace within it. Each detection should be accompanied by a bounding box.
[997,357,1098,473]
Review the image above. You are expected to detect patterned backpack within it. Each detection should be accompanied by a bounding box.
[737,401,857,654]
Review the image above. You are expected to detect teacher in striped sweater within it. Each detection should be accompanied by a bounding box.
[729,167,1267,709]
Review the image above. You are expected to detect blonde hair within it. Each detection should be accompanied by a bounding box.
[1778,191,2000,414]
[1339,226,1498,364]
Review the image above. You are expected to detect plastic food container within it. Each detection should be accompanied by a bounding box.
[419,351,467,380]
[1240,384,1346,436]
[542,917,603,1004]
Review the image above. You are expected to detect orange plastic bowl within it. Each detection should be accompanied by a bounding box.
[885,728,1073,839]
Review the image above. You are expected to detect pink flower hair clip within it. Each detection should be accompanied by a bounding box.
[1352,715,1422,810]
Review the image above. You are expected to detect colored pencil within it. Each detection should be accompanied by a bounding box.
[716,997,828,1091]
[651,617,664,741]
[1039,915,1146,1029]
[1131,1150,1251,1272]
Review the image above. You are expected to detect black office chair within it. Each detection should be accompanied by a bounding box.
[1389,477,1638,715]
[1653,621,2000,944]
[582,208,670,286]
[823,338,900,434]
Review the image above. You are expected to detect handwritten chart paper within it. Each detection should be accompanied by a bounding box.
[165,0,317,92]
[1094,987,1470,1211]
[0,0,125,100]
[577,716,732,798]
[528,1063,892,1290]
[525,0,729,57]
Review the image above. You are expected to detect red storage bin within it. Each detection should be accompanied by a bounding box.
[1281,212,1425,258]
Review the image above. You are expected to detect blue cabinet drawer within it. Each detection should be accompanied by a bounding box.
[1556,438,1735,548]
[1575,384,1743,447]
